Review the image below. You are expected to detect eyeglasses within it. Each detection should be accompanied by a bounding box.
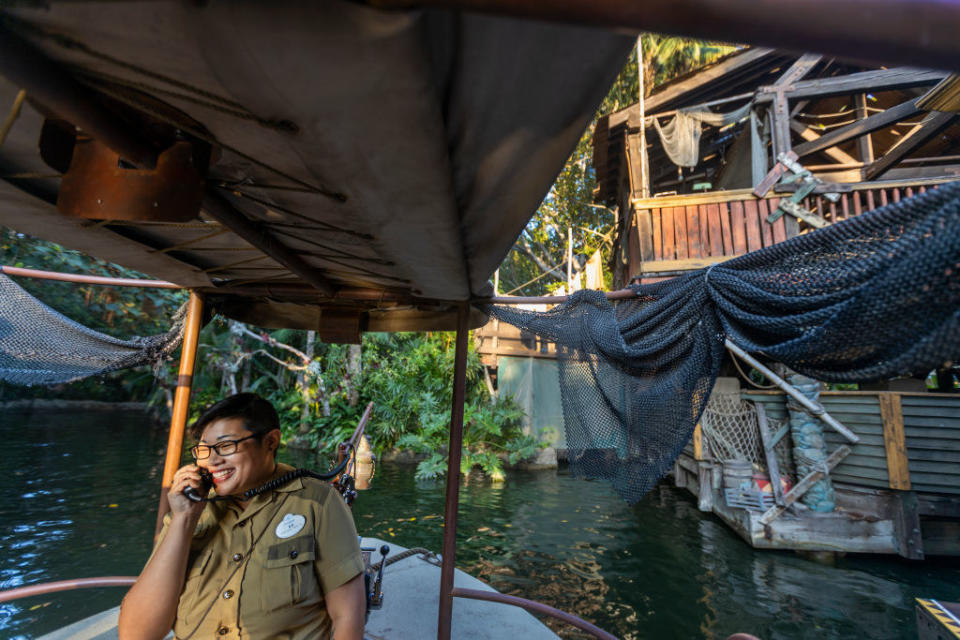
[190,433,262,460]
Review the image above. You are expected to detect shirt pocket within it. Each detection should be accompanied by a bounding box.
[177,549,212,627]
[258,534,318,612]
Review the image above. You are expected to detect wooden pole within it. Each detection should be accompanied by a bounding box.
[154,292,204,538]
[437,302,470,640]
[637,36,649,199]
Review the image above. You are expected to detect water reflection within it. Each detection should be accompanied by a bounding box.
[1,411,958,639]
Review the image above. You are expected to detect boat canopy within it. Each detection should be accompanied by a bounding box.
[0,2,633,334]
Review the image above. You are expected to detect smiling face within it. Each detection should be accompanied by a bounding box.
[196,417,279,497]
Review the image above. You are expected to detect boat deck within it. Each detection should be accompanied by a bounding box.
[36,538,558,640]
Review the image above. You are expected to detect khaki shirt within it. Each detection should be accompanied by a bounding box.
[153,463,364,640]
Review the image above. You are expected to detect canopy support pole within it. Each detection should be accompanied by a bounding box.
[154,292,204,538]
[437,302,470,640]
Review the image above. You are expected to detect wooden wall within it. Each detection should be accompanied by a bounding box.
[622,179,953,285]
[741,391,960,496]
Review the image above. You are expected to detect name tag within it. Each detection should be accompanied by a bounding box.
[275,513,306,539]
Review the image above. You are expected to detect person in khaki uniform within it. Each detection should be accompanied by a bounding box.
[119,393,365,640]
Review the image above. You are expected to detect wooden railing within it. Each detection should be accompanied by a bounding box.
[622,176,957,282]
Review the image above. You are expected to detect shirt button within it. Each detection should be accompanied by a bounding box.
[218,626,229,635]
[223,589,234,599]
[232,553,243,562]
[289,550,298,559]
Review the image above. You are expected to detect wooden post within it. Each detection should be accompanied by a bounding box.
[759,445,851,525]
[879,393,911,490]
[437,302,470,640]
[756,403,786,506]
[154,292,204,538]
[637,36,650,199]
[692,423,704,460]
[854,93,874,165]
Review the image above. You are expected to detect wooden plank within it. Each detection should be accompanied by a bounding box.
[864,112,957,180]
[675,206,689,259]
[613,48,777,124]
[698,205,711,257]
[729,200,747,254]
[790,121,860,165]
[783,68,947,100]
[631,175,957,209]
[854,93,874,163]
[639,256,731,273]
[773,53,823,87]
[718,203,733,255]
[636,208,654,263]
[706,203,725,256]
[879,393,912,490]
[627,215,643,276]
[662,207,676,260]
[771,89,792,161]
[792,98,922,159]
[893,491,924,559]
[769,198,787,243]
[693,423,704,461]
[743,199,764,252]
[756,403,786,506]
[759,445,852,525]
[685,205,702,258]
[840,193,850,220]
[758,200,775,246]
[651,209,663,261]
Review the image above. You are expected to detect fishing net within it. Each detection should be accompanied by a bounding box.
[701,392,763,465]
[0,273,185,386]
[485,181,960,502]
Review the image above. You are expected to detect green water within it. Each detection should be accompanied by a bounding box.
[1,409,958,639]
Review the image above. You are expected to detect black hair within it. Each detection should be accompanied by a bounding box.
[189,393,281,447]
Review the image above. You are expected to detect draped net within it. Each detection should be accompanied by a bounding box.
[485,181,960,502]
[0,273,185,386]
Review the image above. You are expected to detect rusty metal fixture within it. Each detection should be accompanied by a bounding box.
[366,0,960,71]
[451,587,619,640]
[0,577,137,604]
[57,135,205,222]
[437,302,471,640]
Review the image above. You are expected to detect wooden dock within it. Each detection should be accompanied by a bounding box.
[674,389,960,559]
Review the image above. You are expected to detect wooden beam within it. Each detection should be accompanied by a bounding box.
[771,89,793,161]
[854,94,874,163]
[759,445,851,525]
[613,48,777,126]
[774,54,823,88]
[202,191,336,296]
[793,98,922,159]
[781,68,947,100]
[756,403,786,506]
[789,121,860,166]
[864,112,956,180]
[878,393,911,490]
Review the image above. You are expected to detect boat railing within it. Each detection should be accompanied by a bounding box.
[0,577,137,604]
[0,578,618,639]
[452,588,618,640]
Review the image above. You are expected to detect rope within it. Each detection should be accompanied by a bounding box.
[728,347,779,389]
[370,547,439,572]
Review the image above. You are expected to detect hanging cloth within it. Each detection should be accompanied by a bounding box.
[650,102,753,168]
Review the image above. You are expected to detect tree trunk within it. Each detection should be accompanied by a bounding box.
[298,331,317,434]
[240,358,251,392]
[346,344,362,407]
